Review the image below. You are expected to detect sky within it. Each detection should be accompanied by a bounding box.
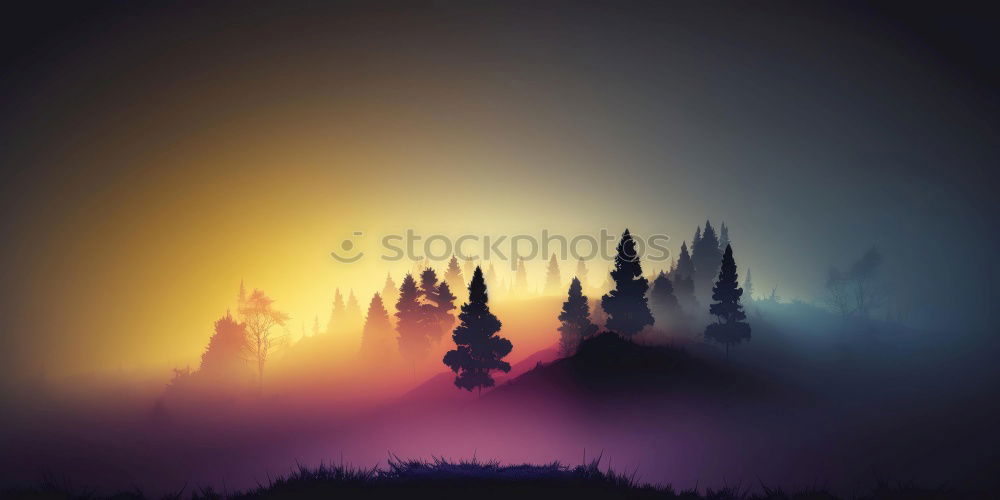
[1,1,997,383]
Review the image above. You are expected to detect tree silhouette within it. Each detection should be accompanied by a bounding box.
[436,280,458,338]
[672,241,699,314]
[418,268,445,343]
[396,274,428,371]
[325,288,345,335]
[576,259,589,290]
[444,256,466,295]
[346,289,363,331]
[649,272,680,327]
[676,241,695,279]
[360,293,395,360]
[239,289,290,391]
[601,229,654,337]
[443,267,512,393]
[200,311,248,380]
[515,257,529,294]
[544,254,562,294]
[485,263,498,294]
[719,222,730,251]
[692,221,723,305]
[704,244,751,357]
[557,277,598,356]
[743,268,754,303]
[382,273,398,308]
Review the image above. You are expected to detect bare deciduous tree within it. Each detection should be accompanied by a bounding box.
[239,289,289,392]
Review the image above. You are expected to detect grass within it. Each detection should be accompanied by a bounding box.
[1,456,963,500]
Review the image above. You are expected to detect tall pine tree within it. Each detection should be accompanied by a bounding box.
[601,229,654,337]
[718,222,731,251]
[515,258,529,294]
[436,281,458,337]
[346,290,363,332]
[544,254,562,294]
[443,267,512,393]
[576,258,589,290]
[692,220,723,306]
[557,278,598,356]
[325,288,346,335]
[444,256,466,295]
[418,268,444,343]
[649,271,681,327]
[704,244,751,357]
[395,274,428,371]
[360,293,395,360]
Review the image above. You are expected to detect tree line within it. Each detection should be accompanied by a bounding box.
[183,224,751,395]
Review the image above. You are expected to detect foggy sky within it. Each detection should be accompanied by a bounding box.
[1,1,998,384]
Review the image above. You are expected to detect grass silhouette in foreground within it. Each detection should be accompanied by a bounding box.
[3,457,960,500]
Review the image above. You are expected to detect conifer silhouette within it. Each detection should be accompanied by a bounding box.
[485,263,498,294]
[692,221,723,305]
[326,288,346,335]
[396,274,428,371]
[649,271,680,327]
[443,267,512,393]
[575,258,589,290]
[515,258,529,294]
[200,311,248,379]
[743,268,754,303]
[419,268,445,343]
[704,244,751,357]
[557,277,598,356]
[360,293,395,360]
[436,280,458,337]
[544,254,562,294]
[382,273,398,309]
[346,289,363,331]
[601,229,654,337]
[719,222,731,251]
[444,256,466,295]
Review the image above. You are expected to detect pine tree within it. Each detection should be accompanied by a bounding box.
[575,259,589,290]
[719,222,731,251]
[346,290,363,331]
[396,274,428,370]
[601,229,655,337]
[693,221,723,306]
[312,315,320,337]
[743,268,754,302]
[360,293,395,360]
[418,268,446,343]
[443,267,512,393]
[704,244,751,357]
[200,311,248,380]
[649,272,680,327]
[515,258,529,294]
[676,242,695,279]
[444,255,466,295]
[436,281,458,338]
[544,254,562,294]
[485,263,498,294]
[673,241,699,314]
[382,273,398,307]
[557,278,598,356]
[326,288,346,335]
[693,226,702,251]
